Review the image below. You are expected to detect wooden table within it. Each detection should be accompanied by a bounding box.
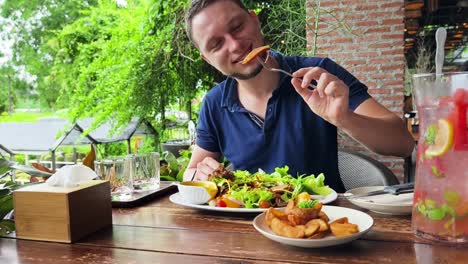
[1,191,466,263]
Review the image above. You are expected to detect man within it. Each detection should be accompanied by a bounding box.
[183,0,414,192]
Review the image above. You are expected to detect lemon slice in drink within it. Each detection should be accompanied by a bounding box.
[425,118,454,157]
[181,181,218,199]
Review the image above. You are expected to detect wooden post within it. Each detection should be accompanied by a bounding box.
[51,150,56,171]
[127,139,131,154]
[8,75,12,116]
[73,147,77,164]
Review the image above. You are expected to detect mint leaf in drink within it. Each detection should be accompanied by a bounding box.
[431,165,445,178]
[425,124,437,145]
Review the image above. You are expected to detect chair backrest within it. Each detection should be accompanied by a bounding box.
[338,149,399,190]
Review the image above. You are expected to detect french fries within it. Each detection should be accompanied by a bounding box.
[265,192,359,239]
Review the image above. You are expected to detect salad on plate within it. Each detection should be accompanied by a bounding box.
[189,165,335,209]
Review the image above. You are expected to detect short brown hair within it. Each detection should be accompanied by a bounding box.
[185,0,248,47]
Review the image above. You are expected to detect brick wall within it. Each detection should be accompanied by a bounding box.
[306,0,406,181]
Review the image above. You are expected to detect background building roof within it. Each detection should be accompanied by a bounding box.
[0,117,158,155]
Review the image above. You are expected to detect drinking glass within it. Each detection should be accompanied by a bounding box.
[411,72,468,243]
[131,152,160,191]
[94,157,134,199]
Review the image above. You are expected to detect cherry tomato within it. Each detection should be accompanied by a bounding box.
[216,199,227,207]
[258,200,271,208]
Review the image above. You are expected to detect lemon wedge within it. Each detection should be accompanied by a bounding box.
[425,118,454,157]
[181,181,218,199]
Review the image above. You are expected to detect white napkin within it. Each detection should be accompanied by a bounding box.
[46,164,98,187]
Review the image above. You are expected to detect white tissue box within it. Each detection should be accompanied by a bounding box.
[13,180,112,243]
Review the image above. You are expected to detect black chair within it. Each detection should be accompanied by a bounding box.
[338,149,399,191]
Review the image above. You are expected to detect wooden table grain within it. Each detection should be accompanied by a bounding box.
[1,191,466,264]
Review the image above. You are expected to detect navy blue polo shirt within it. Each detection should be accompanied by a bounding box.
[196,52,371,192]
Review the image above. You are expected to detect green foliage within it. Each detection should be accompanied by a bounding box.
[0,66,28,113]
[0,187,15,235]
[96,142,127,159]
[160,148,191,182]
[137,137,158,154]
[256,0,307,56]
[14,154,25,165]
[1,0,99,109]
[49,0,208,133]
[0,88,8,114]
[2,0,309,138]
[0,111,66,123]
[0,156,57,235]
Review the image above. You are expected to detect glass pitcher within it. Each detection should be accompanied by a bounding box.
[411,72,468,243]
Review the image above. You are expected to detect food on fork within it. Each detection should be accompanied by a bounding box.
[242,45,271,64]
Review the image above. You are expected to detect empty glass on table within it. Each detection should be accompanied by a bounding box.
[94,157,134,199]
[131,152,160,191]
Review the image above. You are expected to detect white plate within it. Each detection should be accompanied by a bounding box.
[253,205,373,248]
[345,186,413,215]
[169,189,338,213]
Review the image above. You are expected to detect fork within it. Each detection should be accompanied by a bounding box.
[256,56,316,90]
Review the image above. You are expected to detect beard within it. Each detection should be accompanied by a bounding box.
[228,64,263,80]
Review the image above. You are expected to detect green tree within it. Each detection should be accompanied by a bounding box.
[1,0,309,135]
[0,65,32,113]
[0,0,98,109]
[48,0,209,132]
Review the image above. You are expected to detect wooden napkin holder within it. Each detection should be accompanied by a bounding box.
[13,180,112,243]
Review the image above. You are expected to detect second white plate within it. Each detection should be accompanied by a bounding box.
[345,186,413,215]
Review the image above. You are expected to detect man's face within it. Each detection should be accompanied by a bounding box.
[191,1,264,80]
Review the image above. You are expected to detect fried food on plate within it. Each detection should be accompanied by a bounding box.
[329,217,359,237]
[271,217,306,238]
[242,45,270,64]
[330,222,359,237]
[265,194,358,239]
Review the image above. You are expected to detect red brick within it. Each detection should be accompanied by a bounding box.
[369,43,392,49]
[392,24,405,32]
[342,44,362,50]
[373,73,394,79]
[391,88,405,93]
[354,65,379,72]
[369,89,391,94]
[344,59,367,65]
[318,1,338,8]
[382,49,402,55]
[381,64,403,71]
[312,0,406,173]
[382,33,403,40]
[370,58,391,64]
[333,37,353,43]
[384,80,404,86]
[344,14,363,20]
[367,11,389,18]
[359,5,379,11]
[342,0,361,6]
[383,18,403,25]
[383,95,404,101]
[360,35,382,42]
[365,27,391,33]
[381,2,403,9]
[356,21,379,27]
[357,51,379,57]
[394,73,405,78]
